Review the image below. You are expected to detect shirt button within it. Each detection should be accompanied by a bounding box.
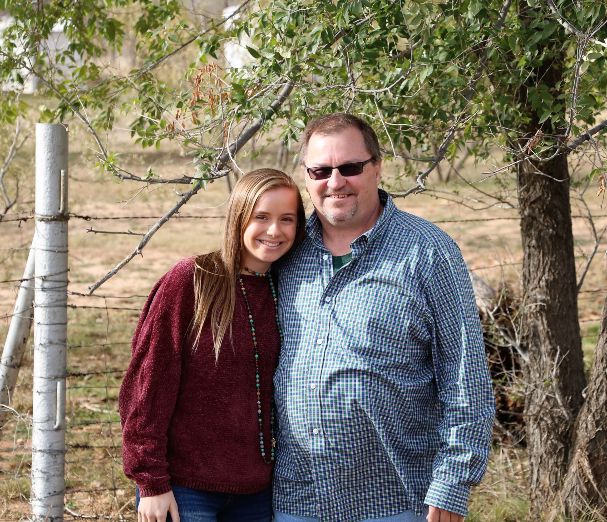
[322,254,329,260]
[324,296,331,303]
[316,339,323,345]
[312,428,319,435]
[310,383,317,390]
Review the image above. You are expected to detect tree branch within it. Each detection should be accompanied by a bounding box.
[0,119,28,219]
[450,155,517,209]
[575,194,607,292]
[576,224,607,293]
[565,35,589,139]
[9,4,256,188]
[399,0,514,196]
[87,81,294,294]
[131,0,254,81]
[400,112,475,196]
[566,119,607,153]
[85,227,145,236]
[546,0,607,49]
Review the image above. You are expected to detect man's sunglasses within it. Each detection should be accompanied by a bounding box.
[305,157,375,180]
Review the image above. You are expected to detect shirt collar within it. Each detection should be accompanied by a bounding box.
[306,189,396,252]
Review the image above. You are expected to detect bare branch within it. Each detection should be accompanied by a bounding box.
[21,60,112,165]
[576,224,607,292]
[85,228,145,236]
[0,119,29,218]
[101,170,197,185]
[565,35,589,139]
[566,118,607,153]
[373,96,397,158]
[450,157,518,209]
[575,193,607,292]
[87,81,294,294]
[395,187,518,212]
[400,112,475,197]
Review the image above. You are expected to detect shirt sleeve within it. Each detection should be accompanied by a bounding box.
[422,241,496,516]
[118,259,195,497]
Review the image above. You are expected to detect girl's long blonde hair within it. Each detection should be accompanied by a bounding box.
[191,168,305,360]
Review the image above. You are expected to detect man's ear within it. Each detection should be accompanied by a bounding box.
[300,162,308,182]
[374,159,382,183]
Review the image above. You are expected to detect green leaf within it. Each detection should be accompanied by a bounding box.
[538,109,552,124]
[418,64,433,83]
[245,45,260,59]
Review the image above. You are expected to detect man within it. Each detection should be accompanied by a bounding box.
[273,113,495,522]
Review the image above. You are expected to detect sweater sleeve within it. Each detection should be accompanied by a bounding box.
[118,258,195,497]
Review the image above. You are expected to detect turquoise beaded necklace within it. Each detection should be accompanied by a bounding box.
[237,269,280,464]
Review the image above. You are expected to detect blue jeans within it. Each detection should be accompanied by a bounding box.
[274,510,427,522]
[136,485,272,522]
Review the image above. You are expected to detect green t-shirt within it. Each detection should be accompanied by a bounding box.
[332,252,353,274]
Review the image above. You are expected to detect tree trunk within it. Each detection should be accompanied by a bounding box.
[515,6,588,516]
[0,238,35,427]
[517,149,587,516]
[547,297,607,521]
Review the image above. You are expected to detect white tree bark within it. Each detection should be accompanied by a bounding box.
[0,236,35,425]
[31,123,68,521]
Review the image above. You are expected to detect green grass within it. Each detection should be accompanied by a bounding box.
[581,322,601,371]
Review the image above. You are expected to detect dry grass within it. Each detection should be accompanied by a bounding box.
[0,120,606,521]
[468,446,529,522]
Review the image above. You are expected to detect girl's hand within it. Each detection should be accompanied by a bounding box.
[138,491,180,522]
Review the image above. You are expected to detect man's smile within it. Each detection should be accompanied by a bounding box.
[325,193,352,199]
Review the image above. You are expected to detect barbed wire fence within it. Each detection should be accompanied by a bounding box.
[0,207,231,520]
[0,198,607,520]
[0,128,606,520]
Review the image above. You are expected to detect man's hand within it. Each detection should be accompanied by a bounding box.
[138,491,180,522]
[426,506,464,522]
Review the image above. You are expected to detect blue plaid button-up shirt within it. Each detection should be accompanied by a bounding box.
[273,191,495,522]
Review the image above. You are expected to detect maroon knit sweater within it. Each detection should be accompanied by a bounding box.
[118,257,280,497]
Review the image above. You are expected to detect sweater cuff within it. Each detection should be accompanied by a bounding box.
[138,481,172,498]
[424,479,470,517]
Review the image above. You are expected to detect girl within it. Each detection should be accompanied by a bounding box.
[119,169,306,522]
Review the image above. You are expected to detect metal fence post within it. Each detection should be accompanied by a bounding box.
[31,123,68,521]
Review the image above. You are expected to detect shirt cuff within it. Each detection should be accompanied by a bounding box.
[424,479,470,517]
[138,481,172,498]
